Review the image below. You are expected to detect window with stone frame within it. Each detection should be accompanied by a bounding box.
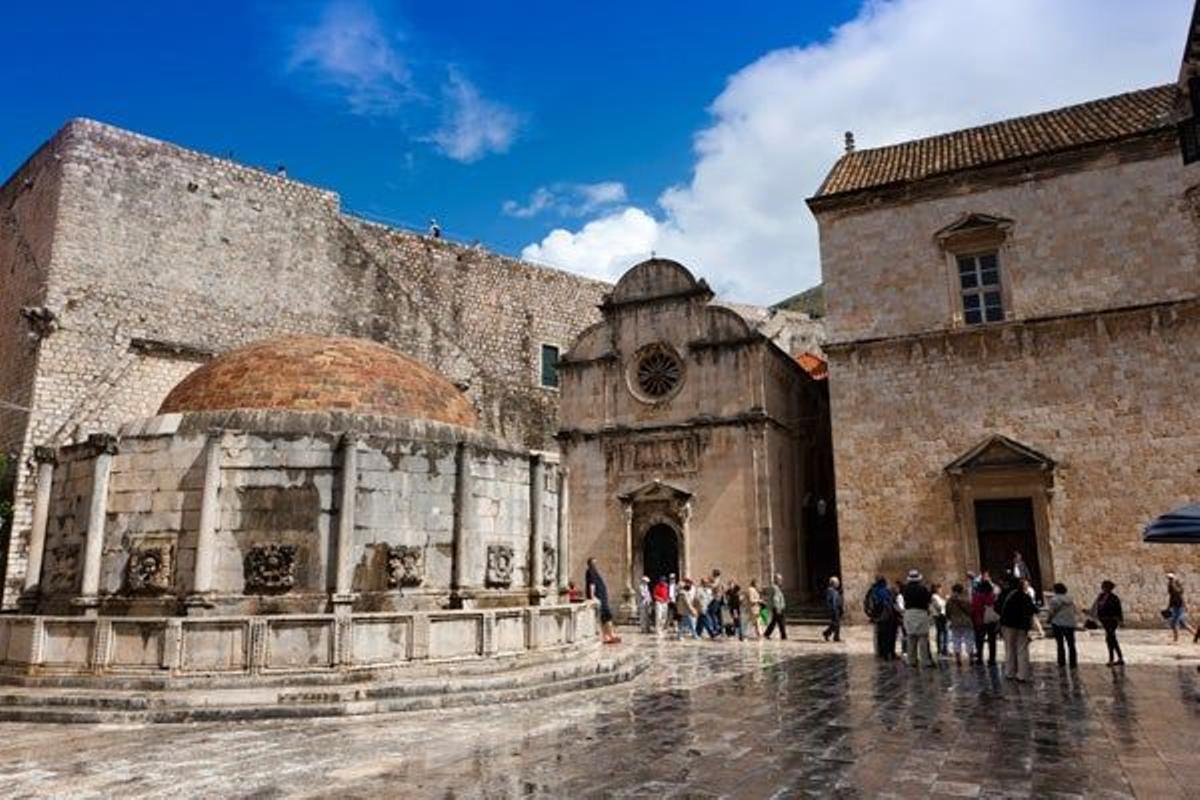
[540,344,560,389]
[956,251,1004,325]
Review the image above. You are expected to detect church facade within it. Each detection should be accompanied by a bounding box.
[557,259,835,613]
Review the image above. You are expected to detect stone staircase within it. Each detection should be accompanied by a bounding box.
[0,649,647,724]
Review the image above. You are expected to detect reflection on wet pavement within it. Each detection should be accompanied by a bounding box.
[0,640,1196,799]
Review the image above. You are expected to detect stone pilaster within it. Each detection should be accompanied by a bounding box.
[332,432,359,613]
[556,466,570,593]
[528,454,545,603]
[75,434,117,616]
[20,447,57,607]
[186,431,224,610]
[410,614,430,660]
[450,442,474,606]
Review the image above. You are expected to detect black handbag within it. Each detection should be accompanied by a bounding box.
[1161,608,1173,620]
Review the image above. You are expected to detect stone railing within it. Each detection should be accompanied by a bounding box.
[0,602,598,679]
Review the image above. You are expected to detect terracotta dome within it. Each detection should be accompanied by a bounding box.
[159,336,477,427]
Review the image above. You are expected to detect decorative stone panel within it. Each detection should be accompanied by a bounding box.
[243,544,297,593]
[125,545,173,594]
[485,544,514,588]
[387,545,424,588]
[542,544,557,587]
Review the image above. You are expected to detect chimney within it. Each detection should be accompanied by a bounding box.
[844,131,856,153]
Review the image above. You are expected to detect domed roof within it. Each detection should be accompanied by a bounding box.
[159,336,477,428]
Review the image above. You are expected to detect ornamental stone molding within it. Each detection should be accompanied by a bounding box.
[485,544,514,588]
[125,545,173,594]
[243,544,297,593]
[387,545,424,588]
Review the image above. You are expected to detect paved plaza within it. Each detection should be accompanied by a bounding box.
[1,627,1198,799]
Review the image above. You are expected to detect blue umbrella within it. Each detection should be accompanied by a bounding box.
[1143,504,1200,544]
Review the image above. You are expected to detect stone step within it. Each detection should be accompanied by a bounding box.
[0,650,648,724]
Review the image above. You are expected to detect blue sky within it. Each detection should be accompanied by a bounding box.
[3,1,1190,303]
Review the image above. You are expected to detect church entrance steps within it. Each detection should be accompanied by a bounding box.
[0,649,647,723]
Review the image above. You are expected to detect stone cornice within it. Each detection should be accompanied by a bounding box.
[556,409,794,442]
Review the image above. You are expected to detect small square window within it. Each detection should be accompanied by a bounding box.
[540,344,560,389]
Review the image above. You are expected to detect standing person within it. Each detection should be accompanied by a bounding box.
[585,558,621,644]
[763,574,788,640]
[998,576,1036,682]
[946,584,976,666]
[675,578,699,640]
[1165,572,1195,643]
[822,576,843,642]
[930,583,949,658]
[1011,552,1030,582]
[901,570,933,668]
[708,569,726,638]
[726,582,744,640]
[652,577,670,632]
[695,579,717,638]
[971,579,999,665]
[1047,582,1078,668]
[745,580,764,639]
[1092,580,1125,666]
[637,576,653,634]
[865,576,898,660]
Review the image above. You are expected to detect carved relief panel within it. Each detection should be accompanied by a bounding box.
[125,545,174,594]
[243,544,297,593]
[485,544,514,588]
[387,545,424,588]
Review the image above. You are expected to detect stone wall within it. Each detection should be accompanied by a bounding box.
[31,412,562,616]
[827,300,1200,623]
[817,139,1200,343]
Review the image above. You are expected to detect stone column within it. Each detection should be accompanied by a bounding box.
[556,466,570,593]
[680,500,693,580]
[76,434,117,616]
[528,454,545,603]
[21,447,57,605]
[187,431,224,607]
[621,501,635,616]
[451,442,473,606]
[332,433,359,613]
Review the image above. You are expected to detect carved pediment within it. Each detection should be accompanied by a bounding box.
[618,479,693,505]
[934,213,1014,250]
[945,434,1055,475]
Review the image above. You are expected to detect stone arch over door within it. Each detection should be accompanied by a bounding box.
[633,512,684,585]
[617,479,693,612]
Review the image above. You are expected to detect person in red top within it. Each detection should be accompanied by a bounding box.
[652,578,670,632]
[970,579,999,665]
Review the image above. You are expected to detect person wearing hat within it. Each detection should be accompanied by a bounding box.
[637,575,653,634]
[1165,572,1195,643]
[1091,579,1125,666]
[900,569,933,667]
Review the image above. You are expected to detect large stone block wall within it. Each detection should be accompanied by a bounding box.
[818,142,1200,342]
[828,301,1200,624]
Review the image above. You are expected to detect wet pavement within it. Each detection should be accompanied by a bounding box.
[0,633,1197,799]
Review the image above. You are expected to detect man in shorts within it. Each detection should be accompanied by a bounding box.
[586,557,621,644]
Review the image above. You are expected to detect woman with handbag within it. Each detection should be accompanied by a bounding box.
[971,579,999,665]
[1092,580,1125,666]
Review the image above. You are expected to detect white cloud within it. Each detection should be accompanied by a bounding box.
[288,1,412,115]
[521,207,660,281]
[429,69,521,163]
[521,0,1190,303]
[503,181,628,218]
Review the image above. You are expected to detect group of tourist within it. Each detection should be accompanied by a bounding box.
[635,570,791,642]
[862,554,1200,677]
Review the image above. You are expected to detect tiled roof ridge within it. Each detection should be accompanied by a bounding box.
[813,83,1177,199]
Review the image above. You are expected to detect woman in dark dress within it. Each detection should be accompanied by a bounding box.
[1093,579,1124,666]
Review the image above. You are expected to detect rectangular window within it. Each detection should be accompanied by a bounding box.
[957,252,1004,325]
[540,344,560,388]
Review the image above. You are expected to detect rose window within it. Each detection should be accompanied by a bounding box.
[632,345,683,401]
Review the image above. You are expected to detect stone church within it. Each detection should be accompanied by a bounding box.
[807,9,1200,621]
[557,259,836,614]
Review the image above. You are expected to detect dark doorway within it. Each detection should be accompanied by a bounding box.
[642,524,679,583]
[974,498,1042,591]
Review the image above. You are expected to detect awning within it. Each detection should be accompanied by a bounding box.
[1143,504,1200,544]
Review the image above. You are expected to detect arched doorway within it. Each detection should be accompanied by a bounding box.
[642,524,679,583]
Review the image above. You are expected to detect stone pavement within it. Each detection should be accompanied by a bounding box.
[0,627,1198,799]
